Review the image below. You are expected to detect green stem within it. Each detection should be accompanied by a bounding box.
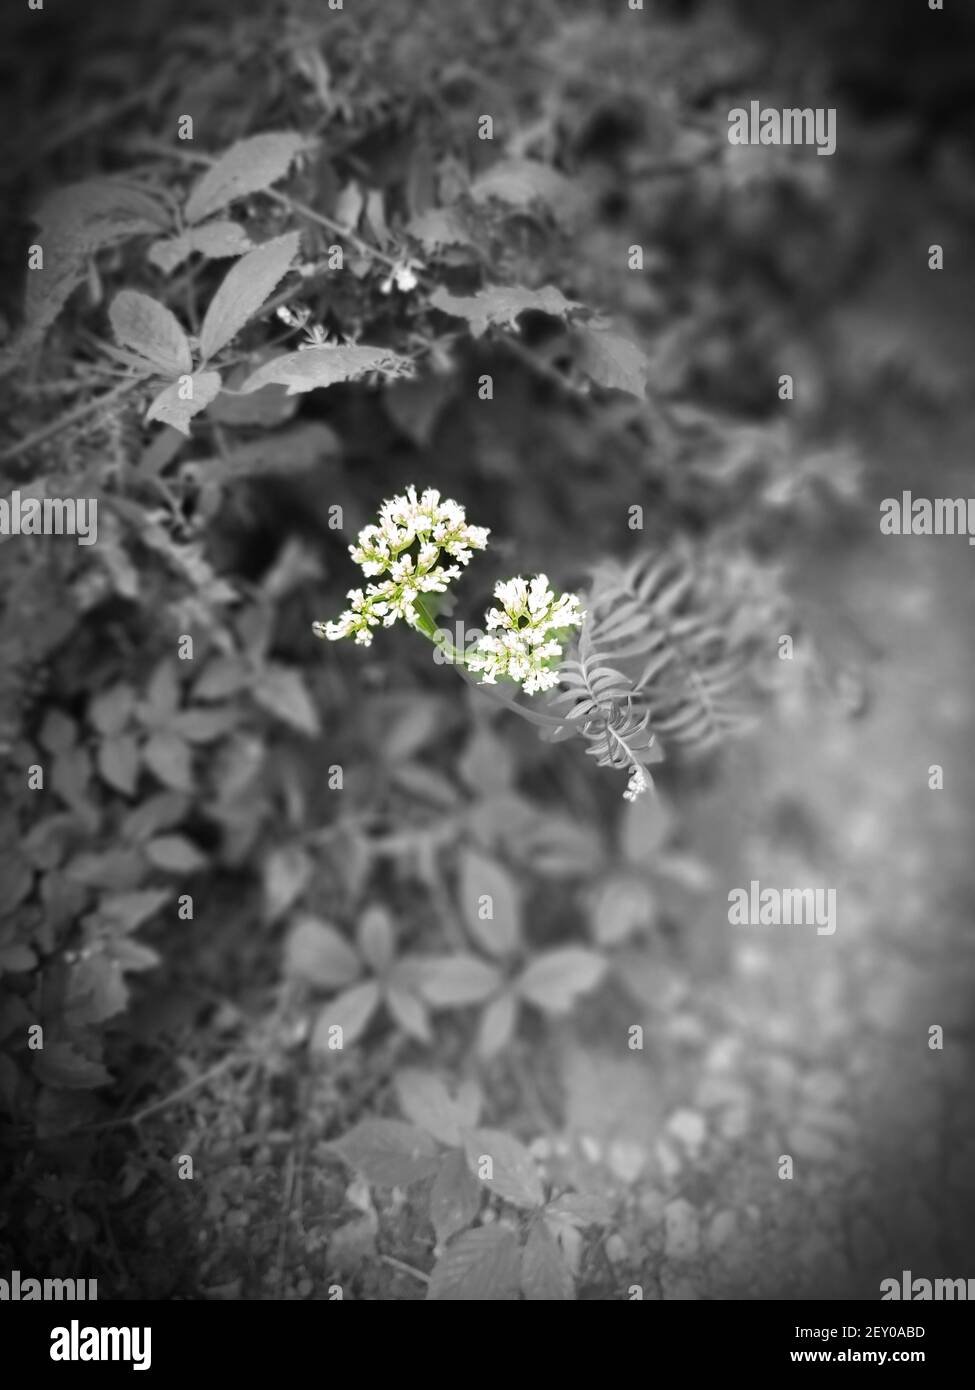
[411,595,470,666]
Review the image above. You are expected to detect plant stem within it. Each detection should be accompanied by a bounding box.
[411,595,470,666]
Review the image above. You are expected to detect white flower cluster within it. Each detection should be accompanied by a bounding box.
[314,487,490,646]
[468,574,585,695]
[623,765,650,802]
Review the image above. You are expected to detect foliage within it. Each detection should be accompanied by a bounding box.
[0,0,880,1296]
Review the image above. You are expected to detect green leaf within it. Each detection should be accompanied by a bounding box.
[464,1127,545,1209]
[146,371,223,436]
[426,1225,521,1301]
[356,905,395,974]
[330,1119,440,1188]
[184,132,310,225]
[429,284,582,339]
[589,874,656,946]
[144,834,207,873]
[384,984,432,1043]
[199,232,300,362]
[33,1041,112,1091]
[459,848,521,958]
[311,981,380,1051]
[109,290,192,376]
[97,733,140,796]
[97,889,169,933]
[64,955,129,1026]
[405,206,474,253]
[394,1068,469,1147]
[477,991,518,1059]
[284,915,360,988]
[429,1149,483,1245]
[516,947,607,1014]
[252,664,320,736]
[521,1220,574,1300]
[142,731,194,792]
[469,158,581,225]
[88,682,136,736]
[262,845,313,925]
[170,707,239,743]
[575,326,650,399]
[420,955,503,1008]
[8,179,168,359]
[545,1192,615,1227]
[238,344,412,396]
[148,220,254,275]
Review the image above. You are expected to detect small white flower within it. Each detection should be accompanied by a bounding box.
[468,574,585,695]
[314,486,489,644]
[623,765,650,802]
[380,259,423,294]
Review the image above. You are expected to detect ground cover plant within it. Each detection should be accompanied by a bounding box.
[2,0,975,1303]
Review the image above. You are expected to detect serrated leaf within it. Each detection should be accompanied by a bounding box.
[429,284,582,339]
[199,232,300,362]
[185,133,310,225]
[406,206,474,253]
[109,290,192,375]
[144,834,207,873]
[470,158,581,225]
[459,848,520,958]
[419,955,503,1008]
[33,1041,112,1091]
[238,344,412,396]
[64,955,129,1025]
[330,1119,440,1188]
[465,1127,544,1209]
[521,1220,574,1300]
[148,220,254,275]
[545,1192,615,1227]
[15,181,168,352]
[426,1225,521,1301]
[311,981,380,1051]
[394,1069,467,1147]
[34,179,169,244]
[252,664,320,736]
[146,371,223,436]
[516,948,607,1014]
[575,326,650,398]
[284,915,360,988]
[476,990,518,1059]
[429,1149,483,1244]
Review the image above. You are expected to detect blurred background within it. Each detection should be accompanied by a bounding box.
[1,0,974,1300]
